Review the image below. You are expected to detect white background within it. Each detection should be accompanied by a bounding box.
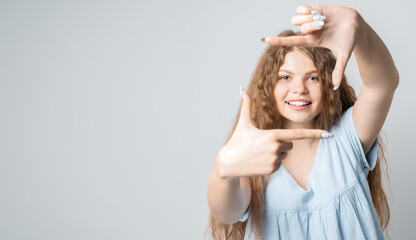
[0,0,414,239]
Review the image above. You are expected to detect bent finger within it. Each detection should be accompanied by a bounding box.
[291,14,326,26]
[300,20,325,34]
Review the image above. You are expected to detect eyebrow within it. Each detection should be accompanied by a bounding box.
[278,69,318,75]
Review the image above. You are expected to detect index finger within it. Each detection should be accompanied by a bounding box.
[264,36,309,47]
[268,129,333,141]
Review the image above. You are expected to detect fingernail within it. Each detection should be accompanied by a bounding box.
[321,132,334,138]
[333,85,339,91]
[311,10,321,15]
[240,84,244,99]
[261,37,266,42]
[312,15,326,21]
[315,20,325,28]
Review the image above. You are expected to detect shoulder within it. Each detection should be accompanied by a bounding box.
[330,106,378,171]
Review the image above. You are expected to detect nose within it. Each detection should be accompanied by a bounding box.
[291,78,308,94]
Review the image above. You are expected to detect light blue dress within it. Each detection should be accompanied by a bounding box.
[239,106,384,239]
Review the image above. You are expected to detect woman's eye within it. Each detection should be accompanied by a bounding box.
[280,76,290,80]
[308,76,319,81]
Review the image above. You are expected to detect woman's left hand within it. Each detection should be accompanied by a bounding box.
[264,5,362,90]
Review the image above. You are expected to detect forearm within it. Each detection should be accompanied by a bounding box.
[353,13,399,91]
[207,158,251,224]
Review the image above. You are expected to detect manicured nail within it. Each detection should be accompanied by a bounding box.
[311,10,321,15]
[321,132,334,138]
[312,15,326,21]
[261,37,266,42]
[333,85,339,91]
[240,84,244,99]
[315,20,325,28]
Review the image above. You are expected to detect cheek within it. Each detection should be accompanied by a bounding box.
[273,86,285,100]
[273,90,285,107]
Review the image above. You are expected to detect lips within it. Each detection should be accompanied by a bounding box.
[285,99,312,107]
[285,99,312,111]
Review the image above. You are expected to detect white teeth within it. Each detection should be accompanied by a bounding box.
[287,101,310,106]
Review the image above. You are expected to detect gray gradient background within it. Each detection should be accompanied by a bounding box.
[0,0,414,239]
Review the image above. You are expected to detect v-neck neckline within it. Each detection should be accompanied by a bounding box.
[281,138,322,192]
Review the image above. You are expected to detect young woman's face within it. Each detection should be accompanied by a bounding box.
[273,49,322,129]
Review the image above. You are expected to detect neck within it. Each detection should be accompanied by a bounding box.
[282,120,315,130]
[283,120,318,149]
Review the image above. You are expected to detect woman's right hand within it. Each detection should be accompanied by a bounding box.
[216,90,332,178]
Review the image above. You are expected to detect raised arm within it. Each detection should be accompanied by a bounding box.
[352,14,399,153]
[263,5,399,154]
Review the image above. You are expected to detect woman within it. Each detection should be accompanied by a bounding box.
[206,5,399,240]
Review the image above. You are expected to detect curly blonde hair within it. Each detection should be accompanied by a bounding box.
[206,30,390,240]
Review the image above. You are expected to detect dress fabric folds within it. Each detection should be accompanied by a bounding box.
[239,106,384,240]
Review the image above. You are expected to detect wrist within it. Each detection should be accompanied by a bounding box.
[354,12,371,52]
[215,149,240,183]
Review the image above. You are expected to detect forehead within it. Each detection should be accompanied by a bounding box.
[279,50,316,72]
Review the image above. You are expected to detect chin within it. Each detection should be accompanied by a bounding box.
[281,112,320,127]
[287,118,315,124]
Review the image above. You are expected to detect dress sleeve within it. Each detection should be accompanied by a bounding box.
[336,106,378,171]
[238,206,250,222]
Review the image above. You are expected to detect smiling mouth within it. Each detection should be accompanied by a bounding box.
[285,101,312,107]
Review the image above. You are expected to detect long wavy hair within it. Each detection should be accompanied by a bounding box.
[206,30,390,239]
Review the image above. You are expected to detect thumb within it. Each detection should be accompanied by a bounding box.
[238,89,254,126]
[332,53,350,90]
